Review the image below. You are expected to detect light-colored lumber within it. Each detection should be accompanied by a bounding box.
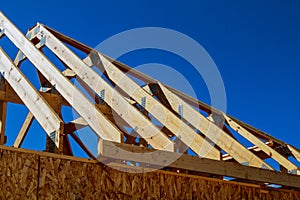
[287,145,300,163]
[43,24,291,150]
[224,114,299,174]
[88,52,220,159]
[0,48,63,147]
[156,82,273,169]
[13,112,34,148]
[34,25,174,151]
[0,89,69,107]
[0,12,121,143]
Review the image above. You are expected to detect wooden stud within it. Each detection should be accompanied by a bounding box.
[0,101,6,145]
[13,112,34,148]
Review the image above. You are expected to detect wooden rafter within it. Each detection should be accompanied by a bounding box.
[156,82,273,169]
[88,52,221,160]
[0,12,121,143]
[31,25,174,151]
[0,48,63,148]
[224,114,300,174]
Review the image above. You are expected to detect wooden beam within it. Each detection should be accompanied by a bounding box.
[13,112,34,148]
[98,139,300,188]
[224,115,299,174]
[0,48,63,148]
[223,142,272,161]
[157,82,273,169]
[0,89,70,107]
[43,24,292,149]
[88,52,220,160]
[35,25,174,151]
[287,145,300,163]
[0,13,121,143]
[0,101,6,145]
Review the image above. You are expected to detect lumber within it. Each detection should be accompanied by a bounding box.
[13,112,34,148]
[88,52,220,159]
[224,114,300,174]
[0,12,121,143]
[33,25,174,151]
[43,24,291,148]
[156,82,273,169]
[0,48,63,147]
[0,101,6,145]
[288,145,300,163]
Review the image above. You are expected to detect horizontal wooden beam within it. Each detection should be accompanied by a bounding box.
[98,139,300,188]
[0,88,69,106]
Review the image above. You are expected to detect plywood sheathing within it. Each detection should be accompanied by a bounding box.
[0,146,299,200]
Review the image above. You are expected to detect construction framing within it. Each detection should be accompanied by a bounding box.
[0,11,299,191]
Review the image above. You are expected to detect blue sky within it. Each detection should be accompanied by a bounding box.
[1,1,300,154]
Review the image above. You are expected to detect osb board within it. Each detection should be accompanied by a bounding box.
[0,148,38,199]
[0,146,299,200]
[38,156,300,200]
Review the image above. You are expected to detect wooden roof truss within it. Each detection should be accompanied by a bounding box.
[0,12,299,189]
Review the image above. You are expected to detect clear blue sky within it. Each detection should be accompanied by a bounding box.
[1,1,300,153]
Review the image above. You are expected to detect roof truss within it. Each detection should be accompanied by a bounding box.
[0,11,299,189]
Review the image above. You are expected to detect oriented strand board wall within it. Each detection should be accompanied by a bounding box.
[0,148,38,199]
[0,146,299,200]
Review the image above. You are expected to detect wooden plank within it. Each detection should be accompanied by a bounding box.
[35,25,174,151]
[98,140,300,188]
[13,112,34,148]
[0,48,63,147]
[88,52,220,159]
[157,82,273,169]
[224,115,300,174]
[223,142,272,161]
[0,89,70,107]
[0,101,6,145]
[288,145,300,163]
[13,27,44,67]
[0,12,121,143]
